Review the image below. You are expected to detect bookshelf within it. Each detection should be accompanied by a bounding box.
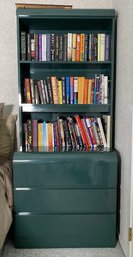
[13,8,118,248]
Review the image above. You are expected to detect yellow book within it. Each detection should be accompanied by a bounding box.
[98,33,101,61]
[88,79,91,104]
[80,33,85,61]
[78,77,85,104]
[58,79,63,104]
[72,34,76,61]
[38,122,42,151]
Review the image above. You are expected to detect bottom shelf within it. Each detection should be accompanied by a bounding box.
[14,214,116,248]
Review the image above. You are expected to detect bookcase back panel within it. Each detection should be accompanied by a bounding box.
[19,18,112,32]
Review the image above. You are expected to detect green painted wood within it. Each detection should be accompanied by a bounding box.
[14,214,116,248]
[21,103,110,113]
[14,188,116,213]
[13,151,118,188]
[16,8,115,18]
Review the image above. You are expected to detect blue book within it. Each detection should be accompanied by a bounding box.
[65,76,70,104]
[42,121,46,147]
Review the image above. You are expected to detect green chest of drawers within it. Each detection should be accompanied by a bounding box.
[13,150,118,248]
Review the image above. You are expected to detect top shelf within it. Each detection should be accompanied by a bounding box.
[20,61,112,65]
[17,8,116,18]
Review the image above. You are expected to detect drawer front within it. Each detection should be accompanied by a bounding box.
[14,214,116,248]
[14,188,117,213]
[13,151,118,188]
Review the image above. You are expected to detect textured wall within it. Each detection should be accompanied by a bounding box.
[112,0,133,256]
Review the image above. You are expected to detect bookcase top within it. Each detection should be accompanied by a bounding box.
[16,8,116,18]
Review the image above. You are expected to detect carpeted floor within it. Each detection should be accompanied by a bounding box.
[2,239,125,257]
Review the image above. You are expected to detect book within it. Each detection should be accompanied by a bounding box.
[24,78,31,103]
[21,31,26,60]
[51,77,59,104]
[33,119,38,150]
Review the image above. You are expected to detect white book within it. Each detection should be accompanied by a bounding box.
[67,33,72,61]
[96,117,107,148]
[100,33,105,61]
[103,75,108,104]
[42,34,46,61]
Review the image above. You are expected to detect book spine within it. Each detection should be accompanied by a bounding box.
[74,114,87,148]
[74,77,78,104]
[65,76,70,104]
[55,34,59,61]
[24,78,31,103]
[30,79,35,104]
[43,79,50,104]
[51,76,59,104]
[62,77,66,104]
[70,77,74,104]
[33,119,38,149]
[27,33,31,61]
[84,34,88,61]
[46,76,54,104]
[58,79,63,104]
[75,34,80,61]
[38,33,42,61]
[51,33,55,61]
[80,33,85,61]
[46,33,51,61]
[59,34,63,61]
[67,33,72,61]
[42,34,46,61]
[34,81,40,104]
[21,31,26,60]
[37,80,44,104]
[96,117,107,148]
[63,34,67,61]
[27,119,33,152]
[72,33,76,61]
[40,80,46,104]
[35,33,39,61]
[30,33,35,61]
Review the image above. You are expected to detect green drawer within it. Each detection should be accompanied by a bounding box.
[14,188,116,213]
[13,151,118,188]
[14,214,116,248]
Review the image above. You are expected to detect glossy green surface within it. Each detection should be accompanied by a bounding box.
[13,151,118,188]
[14,188,116,213]
[14,214,116,248]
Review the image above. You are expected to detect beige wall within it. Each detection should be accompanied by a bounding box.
[112,1,133,256]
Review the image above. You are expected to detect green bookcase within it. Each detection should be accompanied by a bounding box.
[13,8,118,248]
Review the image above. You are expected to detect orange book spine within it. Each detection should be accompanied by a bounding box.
[78,77,85,104]
[24,78,31,103]
[51,76,59,104]
[80,33,85,61]
[75,34,80,61]
[83,78,88,104]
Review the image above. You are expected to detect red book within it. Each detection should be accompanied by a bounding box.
[24,78,31,103]
[81,118,92,148]
[74,114,88,148]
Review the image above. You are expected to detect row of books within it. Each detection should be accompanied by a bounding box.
[21,32,111,62]
[24,75,108,105]
[24,114,110,152]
